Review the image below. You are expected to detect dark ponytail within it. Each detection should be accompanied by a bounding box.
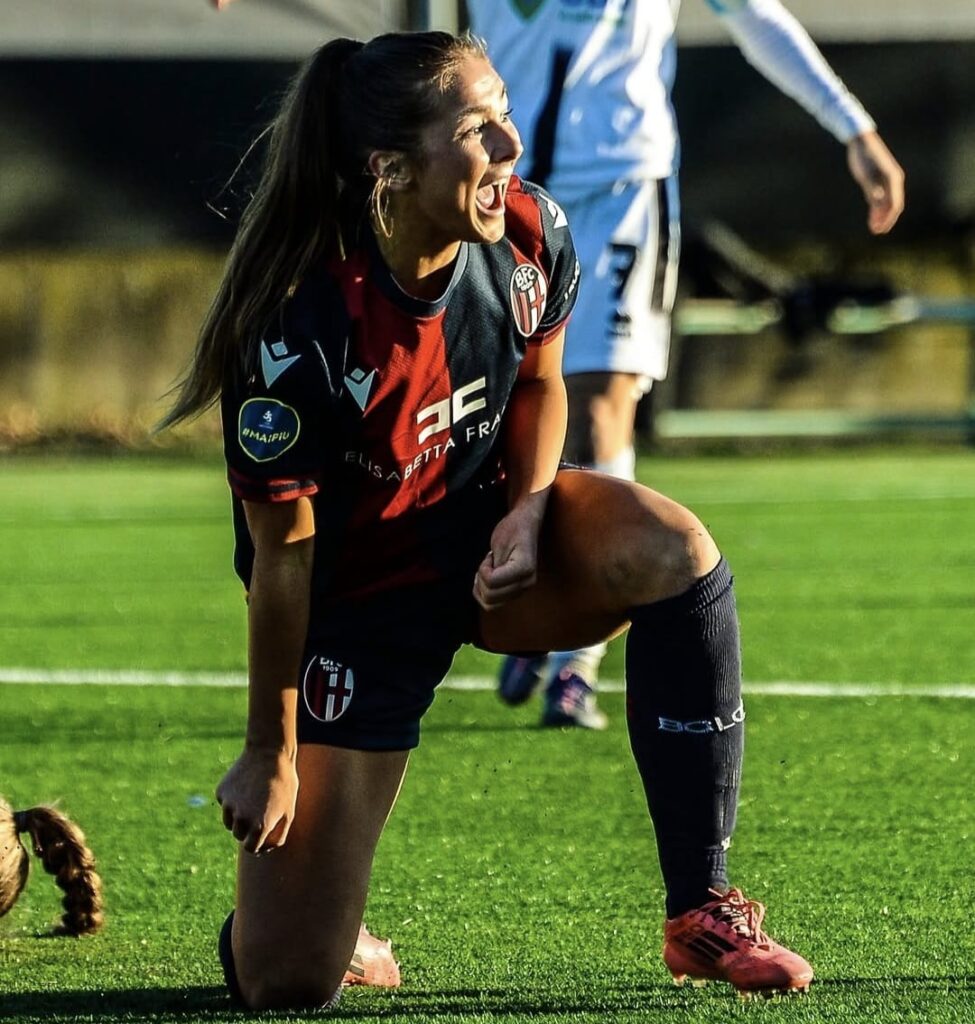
[159,38,363,430]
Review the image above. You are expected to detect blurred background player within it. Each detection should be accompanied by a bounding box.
[464,0,905,729]
[0,795,104,936]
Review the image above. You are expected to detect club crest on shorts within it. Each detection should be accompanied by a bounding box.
[303,656,354,722]
[509,263,548,337]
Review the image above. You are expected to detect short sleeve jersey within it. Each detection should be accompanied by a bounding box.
[221,177,579,606]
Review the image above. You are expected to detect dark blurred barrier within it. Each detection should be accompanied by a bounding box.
[0,41,972,445]
[0,60,298,248]
[675,42,975,245]
[1,42,973,247]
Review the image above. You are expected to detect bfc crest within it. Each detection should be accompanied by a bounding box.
[509,263,548,337]
[303,656,355,723]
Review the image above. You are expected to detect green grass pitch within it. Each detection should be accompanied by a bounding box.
[0,450,973,1023]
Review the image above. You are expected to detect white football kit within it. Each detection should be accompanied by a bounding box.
[468,0,876,381]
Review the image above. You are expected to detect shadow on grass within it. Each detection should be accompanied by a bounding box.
[0,982,713,1020]
[0,987,230,1020]
[3,977,973,1020]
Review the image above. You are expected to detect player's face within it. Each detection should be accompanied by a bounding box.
[409,55,523,247]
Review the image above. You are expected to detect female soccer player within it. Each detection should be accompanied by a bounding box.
[164,30,812,1008]
[0,796,103,935]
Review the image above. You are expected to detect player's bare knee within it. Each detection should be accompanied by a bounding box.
[607,504,719,607]
[239,963,342,1011]
[234,932,346,1011]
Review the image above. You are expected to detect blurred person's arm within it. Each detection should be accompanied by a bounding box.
[709,0,905,234]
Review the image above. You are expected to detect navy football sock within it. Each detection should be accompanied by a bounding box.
[218,911,245,1006]
[625,558,745,919]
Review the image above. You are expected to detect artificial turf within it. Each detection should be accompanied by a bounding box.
[0,450,973,1023]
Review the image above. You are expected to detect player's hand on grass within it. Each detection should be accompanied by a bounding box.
[474,493,547,610]
[216,746,298,855]
[846,130,905,235]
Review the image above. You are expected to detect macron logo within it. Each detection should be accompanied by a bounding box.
[344,367,376,412]
[261,340,301,388]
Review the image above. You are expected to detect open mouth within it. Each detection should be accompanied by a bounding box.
[475,179,507,216]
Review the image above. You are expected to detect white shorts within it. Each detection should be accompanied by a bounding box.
[555,176,681,384]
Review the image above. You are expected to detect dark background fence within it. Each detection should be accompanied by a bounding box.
[0,24,972,444]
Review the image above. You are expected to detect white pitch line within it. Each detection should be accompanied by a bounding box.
[1,490,973,527]
[0,667,973,699]
[0,667,245,687]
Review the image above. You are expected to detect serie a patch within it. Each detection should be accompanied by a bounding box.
[238,398,300,462]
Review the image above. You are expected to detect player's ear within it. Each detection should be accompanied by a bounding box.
[367,151,413,192]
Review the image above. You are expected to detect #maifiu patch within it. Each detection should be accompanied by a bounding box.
[238,398,300,462]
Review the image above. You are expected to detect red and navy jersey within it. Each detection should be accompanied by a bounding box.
[222,177,579,605]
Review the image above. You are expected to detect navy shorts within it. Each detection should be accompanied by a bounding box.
[296,486,505,751]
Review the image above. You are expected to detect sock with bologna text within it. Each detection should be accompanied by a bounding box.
[624,557,745,918]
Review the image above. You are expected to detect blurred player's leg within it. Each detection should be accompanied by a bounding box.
[497,653,548,706]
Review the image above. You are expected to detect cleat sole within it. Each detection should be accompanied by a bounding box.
[737,983,811,1001]
[671,974,710,989]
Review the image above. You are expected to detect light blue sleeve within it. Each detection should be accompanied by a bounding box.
[704,0,876,142]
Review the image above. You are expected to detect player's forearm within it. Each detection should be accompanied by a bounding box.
[718,0,875,143]
[502,374,567,510]
[244,538,314,754]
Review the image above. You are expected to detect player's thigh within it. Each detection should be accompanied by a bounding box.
[478,469,719,653]
[232,744,409,1008]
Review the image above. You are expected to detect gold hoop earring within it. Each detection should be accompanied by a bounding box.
[371,178,394,239]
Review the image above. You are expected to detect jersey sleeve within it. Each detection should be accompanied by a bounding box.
[221,292,337,503]
[517,180,582,344]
